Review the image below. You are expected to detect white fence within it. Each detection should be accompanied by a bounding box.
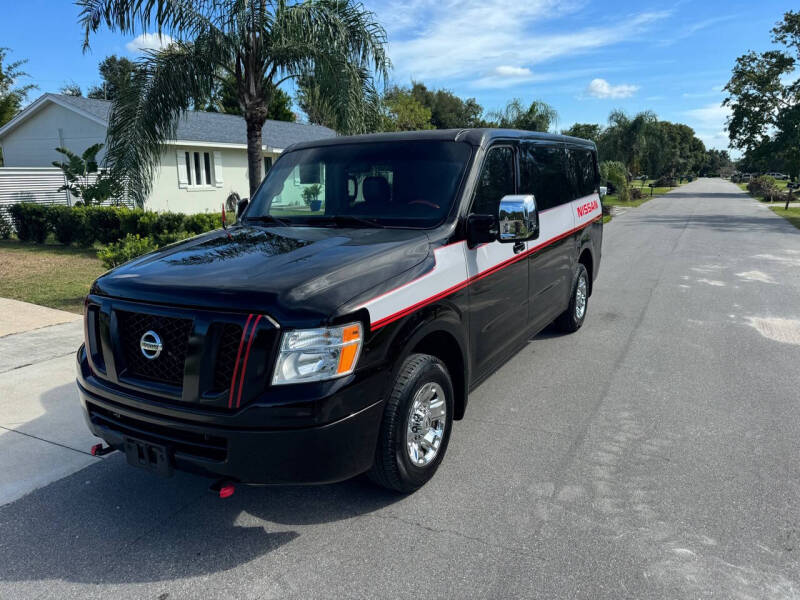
[0,167,128,221]
[0,168,73,213]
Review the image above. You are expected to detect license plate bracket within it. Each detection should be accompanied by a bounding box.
[124,437,173,477]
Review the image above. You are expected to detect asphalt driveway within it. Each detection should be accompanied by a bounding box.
[1,178,799,599]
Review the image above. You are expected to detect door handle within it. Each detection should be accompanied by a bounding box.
[513,241,525,254]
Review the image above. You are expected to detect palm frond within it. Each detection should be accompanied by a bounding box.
[76,0,222,50]
[106,34,230,206]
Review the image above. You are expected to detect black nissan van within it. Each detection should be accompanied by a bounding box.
[77,129,602,493]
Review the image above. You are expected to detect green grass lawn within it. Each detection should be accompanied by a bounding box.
[770,206,800,230]
[0,240,106,313]
[602,179,683,221]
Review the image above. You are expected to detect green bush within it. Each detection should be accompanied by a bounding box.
[748,175,780,201]
[97,234,158,269]
[600,161,630,202]
[8,202,223,248]
[9,203,50,243]
[46,205,84,245]
[185,212,222,235]
[0,216,12,239]
[80,206,123,245]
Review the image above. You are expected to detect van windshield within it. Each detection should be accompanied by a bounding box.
[246,140,472,229]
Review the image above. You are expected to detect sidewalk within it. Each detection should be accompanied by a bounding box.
[0,297,81,337]
[0,299,99,505]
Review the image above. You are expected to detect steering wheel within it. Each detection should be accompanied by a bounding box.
[408,200,440,209]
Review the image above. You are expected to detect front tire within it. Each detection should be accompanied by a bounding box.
[555,263,589,333]
[368,353,454,493]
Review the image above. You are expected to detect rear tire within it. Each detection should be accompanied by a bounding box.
[555,264,589,333]
[368,353,454,493]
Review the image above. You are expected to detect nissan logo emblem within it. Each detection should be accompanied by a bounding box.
[140,330,163,360]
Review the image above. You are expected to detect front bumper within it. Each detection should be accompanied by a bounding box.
[77,346,385,484]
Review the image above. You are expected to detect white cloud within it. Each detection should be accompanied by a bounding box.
[375,0,672,84]
[126,33,175,53]
[493,66,533,78]
[585,78,639,99]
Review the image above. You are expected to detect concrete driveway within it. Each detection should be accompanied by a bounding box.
[0,178,798,599]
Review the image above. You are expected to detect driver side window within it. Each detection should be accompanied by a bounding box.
[472,146,515,215]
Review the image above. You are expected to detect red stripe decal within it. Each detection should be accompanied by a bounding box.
[370,215,601,331]
[228,313,254,408]
[236,314,263,408]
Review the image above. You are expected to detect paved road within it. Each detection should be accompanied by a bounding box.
[1,179,799,599]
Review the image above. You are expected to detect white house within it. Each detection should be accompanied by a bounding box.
[0,93,335,213]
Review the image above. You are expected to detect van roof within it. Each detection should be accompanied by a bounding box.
[287,128,596,152]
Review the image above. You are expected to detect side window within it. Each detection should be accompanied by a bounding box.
[566,147,597,199]
[520,142,567,210]
[472,146,514,215]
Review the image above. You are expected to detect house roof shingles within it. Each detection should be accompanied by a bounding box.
[34,93,337,149]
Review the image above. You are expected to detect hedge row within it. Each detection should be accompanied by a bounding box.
[7,203,223,247]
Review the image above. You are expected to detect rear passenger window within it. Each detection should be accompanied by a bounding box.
[472,146,515,215]
[566,147,598,199]
[520,142,568,210]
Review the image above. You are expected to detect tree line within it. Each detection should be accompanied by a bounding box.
[725,10,799,179]
[1,0,732,197]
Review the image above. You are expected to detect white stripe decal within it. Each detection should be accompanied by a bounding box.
[360,193,602,330]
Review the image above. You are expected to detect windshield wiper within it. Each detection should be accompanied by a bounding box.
[311,215,385,229]
[245,214,289,227]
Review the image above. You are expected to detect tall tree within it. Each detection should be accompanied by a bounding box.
[597,110,657,176]
[488,99,558,132]
[78,0,389,204]
[203,74,295,121]
[562,123,602,142]
[724,11,800,159]
[60,82,84,97]
[380,86,433,131]
[87,55,136,100]
[0,47,35,127]
[409,82,484,129]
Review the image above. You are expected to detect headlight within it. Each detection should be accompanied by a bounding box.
[272,322,363,385]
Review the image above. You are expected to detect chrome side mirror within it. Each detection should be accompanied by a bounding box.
[498,194,539,242]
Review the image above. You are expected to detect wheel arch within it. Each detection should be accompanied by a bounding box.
[578,246,594,296]
[379,302,470,420]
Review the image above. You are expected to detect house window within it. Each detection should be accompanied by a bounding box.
[264,156,273,174]
[184,151,215,188]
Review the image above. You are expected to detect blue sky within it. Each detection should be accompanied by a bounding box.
[2,0,795,152]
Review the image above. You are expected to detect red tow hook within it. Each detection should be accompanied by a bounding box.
[90,443,116,456]
[210,479,236,499]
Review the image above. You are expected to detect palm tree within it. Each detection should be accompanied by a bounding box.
[77,0,389,206]
[489,99,558,133]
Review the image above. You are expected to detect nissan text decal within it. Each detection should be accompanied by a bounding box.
[576,199,599,218]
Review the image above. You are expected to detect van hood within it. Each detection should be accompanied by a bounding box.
[91,225,432,325]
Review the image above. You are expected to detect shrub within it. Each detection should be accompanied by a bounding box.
[185,212,222,235]
[748,175,780,201]
[46,205,84,245]
[630,188,643,200]
[654,175,676,188]
[0,215,12,239]
[97,234,158,269]
[118,208,143,237]
[600,161,630,202]
[9,203,50,243]
[80,206,123,245]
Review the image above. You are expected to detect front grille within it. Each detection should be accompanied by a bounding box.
[212,323,243,393]
[116,310,193,387]
[88,402,227,462]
